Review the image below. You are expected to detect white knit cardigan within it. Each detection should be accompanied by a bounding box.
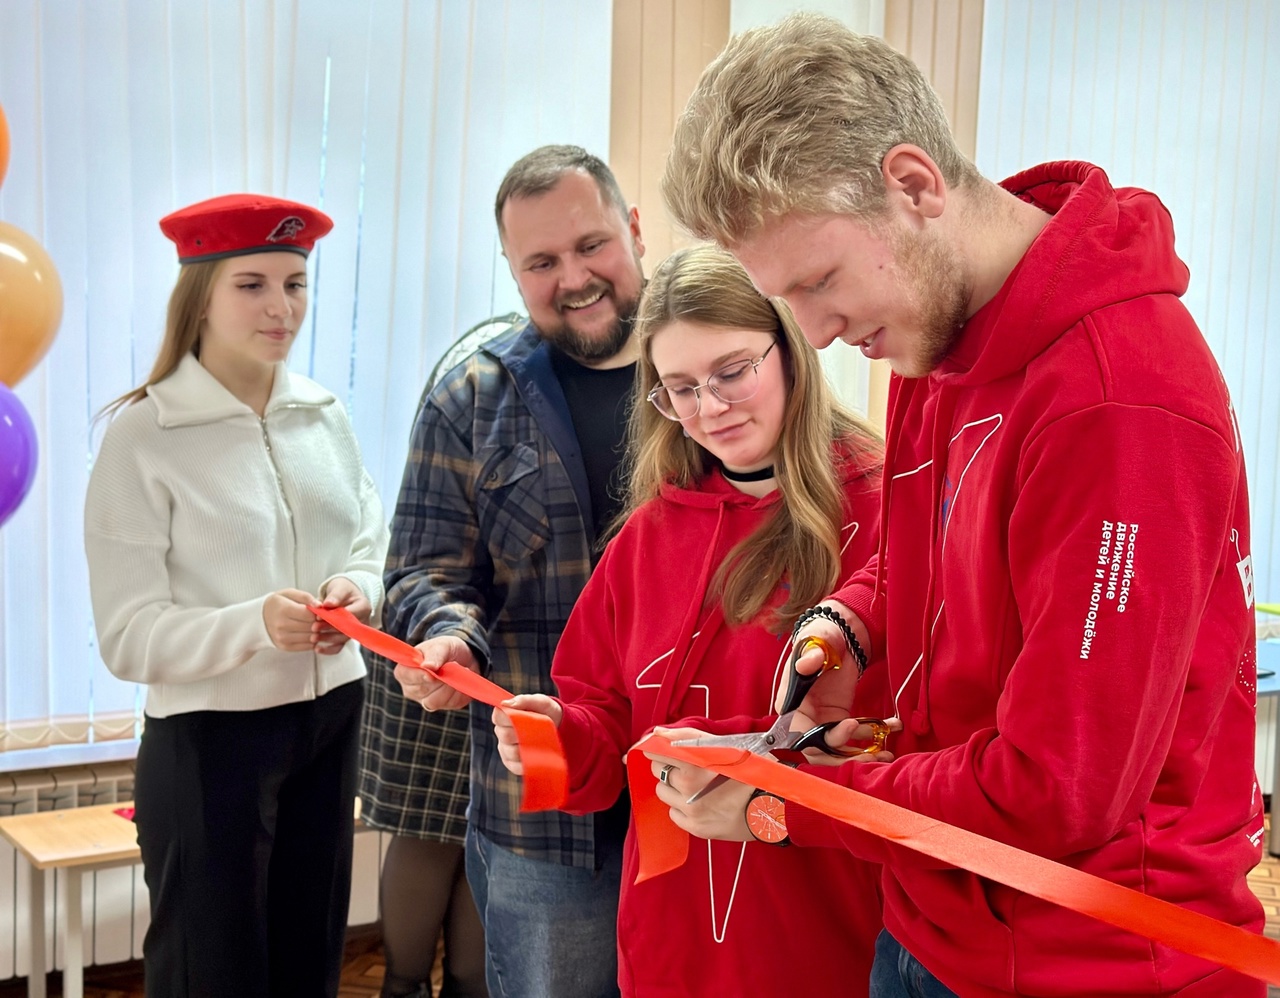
[84,353,389,717]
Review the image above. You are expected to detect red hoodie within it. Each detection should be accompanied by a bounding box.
[552,448,885,997]
[785,163,1266,997]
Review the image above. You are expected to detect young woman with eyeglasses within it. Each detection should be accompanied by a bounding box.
[491,245,889,996]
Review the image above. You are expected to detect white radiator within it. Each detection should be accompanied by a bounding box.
[0,764,386,980]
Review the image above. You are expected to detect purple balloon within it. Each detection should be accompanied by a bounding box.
[0,383,37,528]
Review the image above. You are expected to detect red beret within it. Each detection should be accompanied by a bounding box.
[159,194,334,264]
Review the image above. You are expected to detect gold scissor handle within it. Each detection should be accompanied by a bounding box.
[798,635,841,672]
[824,717,893,757]
[854,717,891,754]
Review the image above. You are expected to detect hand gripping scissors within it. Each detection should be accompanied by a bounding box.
[672,636,891,804]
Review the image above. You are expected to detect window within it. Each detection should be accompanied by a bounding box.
[0,0,612,750]
[976,0,1280,605]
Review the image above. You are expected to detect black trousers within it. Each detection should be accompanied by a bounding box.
[134,680,363,998]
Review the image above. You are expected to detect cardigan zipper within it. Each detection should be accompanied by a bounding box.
[259,413,312,685]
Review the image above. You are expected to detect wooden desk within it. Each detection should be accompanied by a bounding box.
[0,801,140,998]
[0,797,371,996]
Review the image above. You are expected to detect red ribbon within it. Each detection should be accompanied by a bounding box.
[631,732,1280,987]
[311,606,568,812]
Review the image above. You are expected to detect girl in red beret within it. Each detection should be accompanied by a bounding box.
[85,194,388,997]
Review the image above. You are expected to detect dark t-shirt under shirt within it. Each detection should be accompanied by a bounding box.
[548,345,637,854]
[547,345,636,547]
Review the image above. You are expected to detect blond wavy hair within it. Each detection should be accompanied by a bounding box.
[663,12,981,245]
[619,245,882,628]
[100,259,224,416]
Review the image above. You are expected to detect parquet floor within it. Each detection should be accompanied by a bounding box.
[1247,826,1280,998]
[4,840,1280,997]
[0,929,395,998]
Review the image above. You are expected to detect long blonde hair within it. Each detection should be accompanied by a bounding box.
[619,245,882,627]
[100,259,223,417]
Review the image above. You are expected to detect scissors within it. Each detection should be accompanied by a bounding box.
[672,635,891,804]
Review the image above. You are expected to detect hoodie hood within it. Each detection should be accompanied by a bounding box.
[657,465,782,512]
[639,470,764,727]
[644,447,877,724]
[937,161,1191,387]
[656,441,876,513]
[874,162,1194,737]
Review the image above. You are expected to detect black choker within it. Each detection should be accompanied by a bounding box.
[721,464,775,483]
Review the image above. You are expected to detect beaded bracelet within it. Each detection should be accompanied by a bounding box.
[793,605,869,677]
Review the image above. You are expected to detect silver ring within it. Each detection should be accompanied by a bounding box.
[659,763,675,785]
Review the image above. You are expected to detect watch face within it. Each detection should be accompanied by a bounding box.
[746,793,788,844]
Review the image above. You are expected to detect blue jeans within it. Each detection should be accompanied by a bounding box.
[465,824,622,998]
[870,929,959,998]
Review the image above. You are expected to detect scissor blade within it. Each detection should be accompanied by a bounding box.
[669,733,761,750]
[672,711,801,752]
[684,774,731,804]
[684,744,807,804]
[678,714,810,805]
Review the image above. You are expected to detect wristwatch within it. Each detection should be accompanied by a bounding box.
[745,788,791,846]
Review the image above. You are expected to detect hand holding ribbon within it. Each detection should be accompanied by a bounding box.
[309,605,569,812]
[629,731,1280,988]
[493,694,562,776]
[395,633,482,712]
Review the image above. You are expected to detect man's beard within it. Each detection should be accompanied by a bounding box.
[541,285,641,364]
[889,227,970,377]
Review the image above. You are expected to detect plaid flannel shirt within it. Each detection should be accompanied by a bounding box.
[380,320,605,868]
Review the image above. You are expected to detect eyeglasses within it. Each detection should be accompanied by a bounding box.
[647,340,778,421]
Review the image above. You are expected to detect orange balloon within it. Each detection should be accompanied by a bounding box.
[0,103,8,189]
[0,221,64,387]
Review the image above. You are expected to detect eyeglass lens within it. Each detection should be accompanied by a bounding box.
[650,343,774,420]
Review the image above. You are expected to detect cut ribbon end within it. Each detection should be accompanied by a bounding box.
[627,746,689,882]
[506,707,570,813]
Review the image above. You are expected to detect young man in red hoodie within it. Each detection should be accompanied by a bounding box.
[647,12,1266,997]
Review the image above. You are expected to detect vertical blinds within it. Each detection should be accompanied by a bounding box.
[0,0,612,748]
[976,0,1280,605]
